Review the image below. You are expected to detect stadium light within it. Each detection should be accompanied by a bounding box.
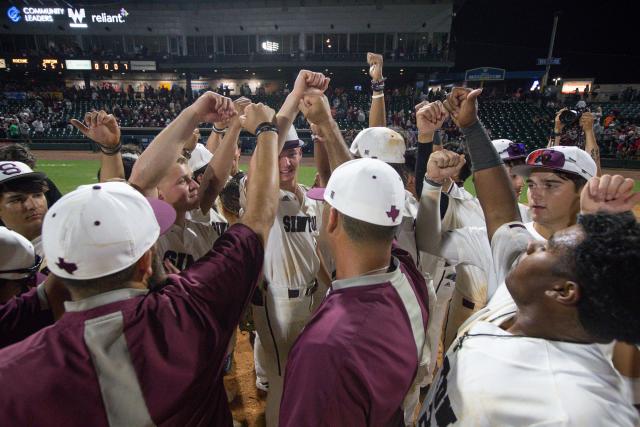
[261,41,279,52]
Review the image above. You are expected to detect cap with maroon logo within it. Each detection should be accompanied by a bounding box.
[307,158,405,226]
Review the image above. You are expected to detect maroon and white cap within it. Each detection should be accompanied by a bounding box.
[307,158,405,226]
[0,226,40,280]
[0,161,46,185]
[42,182,176,280]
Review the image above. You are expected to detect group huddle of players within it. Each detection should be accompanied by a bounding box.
[0,54,639,427]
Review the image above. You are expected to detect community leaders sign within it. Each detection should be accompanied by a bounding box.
[6,5,129,28]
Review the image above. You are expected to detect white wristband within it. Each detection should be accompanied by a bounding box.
[372,93,384,99]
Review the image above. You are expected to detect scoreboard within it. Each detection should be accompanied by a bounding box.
[91,60,130,72]
[0,57,133,73]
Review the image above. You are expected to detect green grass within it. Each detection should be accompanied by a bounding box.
[37,160,318,194]
[37,159,640,197]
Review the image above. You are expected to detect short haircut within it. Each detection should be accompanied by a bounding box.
[504,158,526,168]
[573,212,640,343]
[0,144,36,168]
[0,178,48,197]
[340,212,398,244]
[60,262,138,297]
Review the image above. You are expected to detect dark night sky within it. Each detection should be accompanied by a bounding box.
[451,0,637,83]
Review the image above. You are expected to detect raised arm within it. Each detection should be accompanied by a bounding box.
[239,104,280,246]
[415,101,448,197]
[580,111,602,177]
[70,111,123,182]
[415,149,466,256]
[198,98,250,213]
[129,92,235,196]
[367,52,386,127]
[548,108,566,147]
[445,87,520,240]
[300,94,352,171]
[311,123,331,187]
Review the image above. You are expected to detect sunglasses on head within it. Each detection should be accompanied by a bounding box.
[501,142,526,158]
[527,149,593,178]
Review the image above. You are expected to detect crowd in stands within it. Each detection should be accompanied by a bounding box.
[1,80,639,159]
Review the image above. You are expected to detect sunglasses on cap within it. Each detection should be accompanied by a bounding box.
[0,255,43,276]
[499,142,526,158]
[527,149,593,178]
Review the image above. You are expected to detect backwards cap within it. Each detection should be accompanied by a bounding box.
[350,127,406,164]
[307,158,405,226]
[43,182,176,280]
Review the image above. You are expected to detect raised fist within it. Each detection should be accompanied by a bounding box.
[234,96,252,116]
[367,52,384,82]
[426,149,466,183]
[299,94,333,126]
[416,101,449,135]
[292,70,330,98]
[70,110,120,147]
[191,91,236,124]
[580,175,640,214]
[579,111,595,132]
[240,103,276,135]
[443,87,482,128]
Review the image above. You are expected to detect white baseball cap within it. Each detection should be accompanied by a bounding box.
[307,158,405,226]
[42,182,176,280]
[0,161,46,186]
[282,126,304,151]
[512,145,597,181]
[188,143,213,172]
[0,226,41,280]
[350,127,406,164]
[492,139,527,161]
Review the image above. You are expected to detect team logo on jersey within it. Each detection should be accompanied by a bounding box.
[283,215,317,233]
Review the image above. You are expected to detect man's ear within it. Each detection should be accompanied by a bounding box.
[135,249,153,282]
[327,207,339,235]
[545,280,580,306]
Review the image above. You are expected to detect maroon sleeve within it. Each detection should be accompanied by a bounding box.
[161,223,264,333]
[0,287,54,349]
[280,341,367,427]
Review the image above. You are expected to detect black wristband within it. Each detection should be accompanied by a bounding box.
[255,122,278,138]
[212,124,227,134]
[371,78,386,92]
[461,121,503,172]
[98,141,122,156]
[424,177,443,188]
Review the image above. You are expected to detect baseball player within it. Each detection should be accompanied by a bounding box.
[238,70,329,427]
[417,87,640,425]
[129,97,241,271]
[0,226,43,303]
[0,160,49,261]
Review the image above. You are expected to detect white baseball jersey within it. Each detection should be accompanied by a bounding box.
[240,178,320,288]
[396,191,420,265]
[418,304,639,427]
[187,207,229,237]
[156,219,219,271]
[418,222,639,426]
[31,235,43,259]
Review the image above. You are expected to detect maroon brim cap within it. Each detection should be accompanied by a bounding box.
[146,198,176,235]
[307,187,325,201]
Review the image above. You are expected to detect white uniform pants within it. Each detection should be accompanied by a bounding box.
[252,286,317,427]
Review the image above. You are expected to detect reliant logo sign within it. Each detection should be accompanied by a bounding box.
[68,8,128,28]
